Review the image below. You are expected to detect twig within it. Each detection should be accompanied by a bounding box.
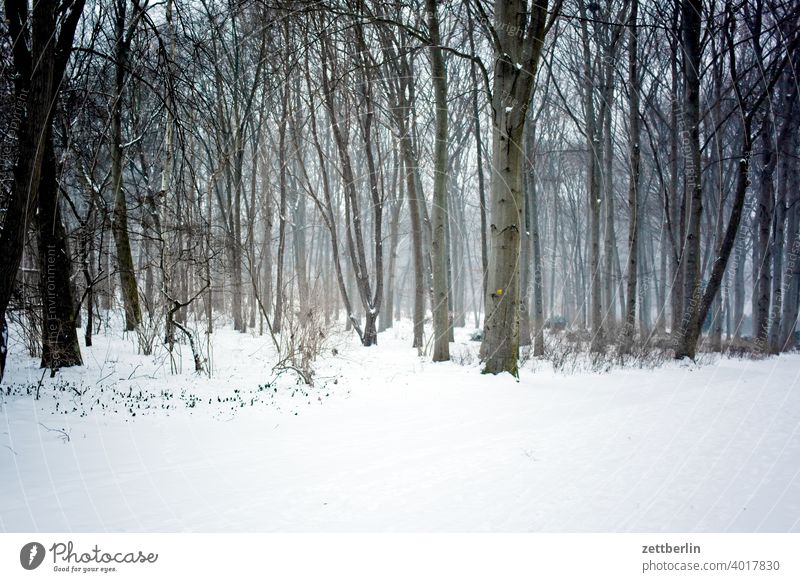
[35,367,47,401]
[37,423,71,443]
[127,363,142,380]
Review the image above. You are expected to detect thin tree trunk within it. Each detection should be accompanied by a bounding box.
[621,0,640,355]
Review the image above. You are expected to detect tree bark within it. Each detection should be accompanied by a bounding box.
[621,0,640,355]
[427,0,450,362]
[481,0,552,375]
[111,0,143,332]
[38,133,82,370]
[0,0,85,381]
[677,0,703,353]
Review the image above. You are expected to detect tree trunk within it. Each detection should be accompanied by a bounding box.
[380,180,403,332]
[111,0,142,332]
[753,117,775,348]
[676,132,752,359]
[38,135,82,370]
[621,0,640,355]
[0,0,85,381]
[467,5,489,306]
[427,0,449,362]
[401,131,425,348]
[481,0,551,375]
[677,0,703,352]
[274,84,289,334]
[576,0,605,352]
[778,75,799,351]
[769,151,786,354]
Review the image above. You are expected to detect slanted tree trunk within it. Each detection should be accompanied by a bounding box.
[675,9,790,359]
[319,20,382,346]
[380,33,425,348]
[676,128,751,359]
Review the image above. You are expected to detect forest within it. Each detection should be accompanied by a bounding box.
[1,0,798,381]
[2,0,800,534]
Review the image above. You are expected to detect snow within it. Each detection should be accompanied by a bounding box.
[1,321,799,532]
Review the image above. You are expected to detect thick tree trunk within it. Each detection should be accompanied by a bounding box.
[0,0,85,381]
[428,0,450,362]
[481,0,550,375]
[38,136,82,370]
[111,0,142,332]
[678,0,703,351]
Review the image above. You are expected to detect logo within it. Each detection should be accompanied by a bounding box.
[20,542,46,570]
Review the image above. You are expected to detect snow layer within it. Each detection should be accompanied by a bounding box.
[1,322,799,532]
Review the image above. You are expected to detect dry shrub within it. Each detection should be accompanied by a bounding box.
[277,306,330,385]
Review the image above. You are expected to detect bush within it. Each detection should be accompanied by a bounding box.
[544,316,567,333]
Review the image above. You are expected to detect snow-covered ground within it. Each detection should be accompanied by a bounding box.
[1,320,799,532]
